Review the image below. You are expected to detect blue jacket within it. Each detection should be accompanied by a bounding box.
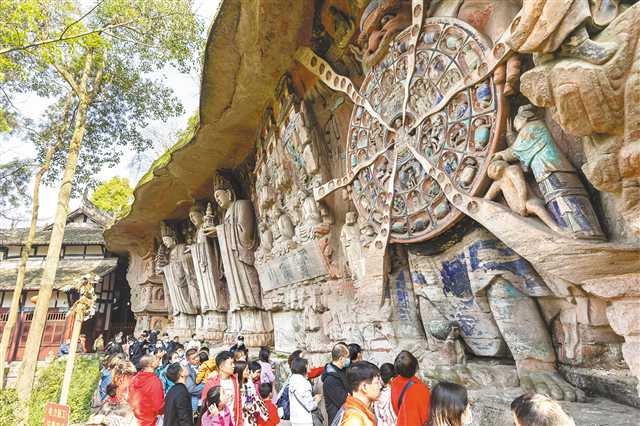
[156,363,175,395]
[98,367,112,400]
[184,363,204,412]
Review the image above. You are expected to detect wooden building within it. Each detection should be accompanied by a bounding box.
[0,200,133,361]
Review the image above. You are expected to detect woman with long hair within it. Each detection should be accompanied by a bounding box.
[427,382,472,426]
[197,385,234,426]
[235,360,268,426]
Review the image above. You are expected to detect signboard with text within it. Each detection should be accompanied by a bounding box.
[44,402,70,426]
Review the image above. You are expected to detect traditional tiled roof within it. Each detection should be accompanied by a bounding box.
[0,258,118,290]
[0,224,105,246]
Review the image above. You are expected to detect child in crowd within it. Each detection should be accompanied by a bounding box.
[249,361,262,394]
[374,363,397,426]
[258,383,280,426]
[198,385,234,426]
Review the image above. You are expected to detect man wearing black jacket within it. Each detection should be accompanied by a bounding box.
[322,343,351,424]
[163,362,194,426]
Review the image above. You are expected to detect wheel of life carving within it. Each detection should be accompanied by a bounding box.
[299,11,505,244]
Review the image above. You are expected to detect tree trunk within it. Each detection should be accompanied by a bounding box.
[0,140,59,389]
[0,91,70,389]
[16,54,94,402]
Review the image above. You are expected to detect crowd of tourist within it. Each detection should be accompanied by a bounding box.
[87,331,577,426]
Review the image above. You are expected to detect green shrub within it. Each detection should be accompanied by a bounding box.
[0,388,21,426]
[27,355,100,425]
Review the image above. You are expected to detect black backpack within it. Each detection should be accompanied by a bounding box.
[276,383,291,420]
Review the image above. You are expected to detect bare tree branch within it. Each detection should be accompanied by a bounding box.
[59,0,106,39]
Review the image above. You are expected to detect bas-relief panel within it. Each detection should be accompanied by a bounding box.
[248,0,640,405]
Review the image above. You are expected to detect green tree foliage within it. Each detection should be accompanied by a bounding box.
[0,158,33,222]
[0,356,99,425]
[11,0,205,400]
[91,176,133,217]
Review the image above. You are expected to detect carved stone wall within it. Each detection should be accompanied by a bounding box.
[114,0,640,414]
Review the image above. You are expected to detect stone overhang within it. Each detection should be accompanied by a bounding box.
[104,0,314,254]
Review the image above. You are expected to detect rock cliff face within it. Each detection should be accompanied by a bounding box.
[106,0,640,415]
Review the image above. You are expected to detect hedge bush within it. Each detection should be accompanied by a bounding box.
[0,355,100,425]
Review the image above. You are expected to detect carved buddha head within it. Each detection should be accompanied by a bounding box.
[487,159,507,180]
[160,222,177,249]
[358,0,412,69]
[188,204,204,227]
[212,171,236,210]
[513,104,541,132]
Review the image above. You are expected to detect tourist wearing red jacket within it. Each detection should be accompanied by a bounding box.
[390,351,431,426]
[128,355,164,426]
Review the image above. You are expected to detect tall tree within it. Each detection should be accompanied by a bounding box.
[91,176,133,217]
[0,92,72,390]
[12,0,203,401]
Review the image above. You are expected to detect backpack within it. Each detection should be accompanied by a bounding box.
[276,383,291,420]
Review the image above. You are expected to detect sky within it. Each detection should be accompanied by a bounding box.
[0,0,221,228]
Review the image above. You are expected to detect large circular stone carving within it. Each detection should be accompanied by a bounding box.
[347,17,505,243]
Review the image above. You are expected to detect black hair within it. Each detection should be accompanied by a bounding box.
[215,350,234,366]
[394,350,419,378]
[200,346,209,353]
[197,386,222,426]
[259,382,273,399]
[249,361,262,373]
[234,360,248,384]
[380,363,396,385]
[259,347,270,363]
[175,343,185,350]
[346,361,380,393]
[288,350,303,368]
[331,343,349,362]
[165,362,183,383]
[106,383,118,398]
[198,351,209,364]
[192,333,197,339]
[427,382,468,426]
[186,348,198,359]
[162,351,175,366]
[510,393,575,426]
[348,343,363,362]
[291,357,309,376]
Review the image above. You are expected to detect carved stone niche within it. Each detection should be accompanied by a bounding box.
[253,74,335,270]
[128,248,169,317]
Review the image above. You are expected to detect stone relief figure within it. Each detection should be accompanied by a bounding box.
[205,172,273,346]
[160,222,198,333]
[518,2,640,235]
[273,207,297,255]
[255,220,274,264]
[340,210,366,280]
[189,203,229,340]
[410,228,585,401]
[442,324,466,367]
[506,0,619,64]
[295,189,330,242]
[493,105,604,239]
[485,159,563,233]
[180,225,201,311]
